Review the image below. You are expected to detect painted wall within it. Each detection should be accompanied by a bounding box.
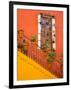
[17,9,63,56]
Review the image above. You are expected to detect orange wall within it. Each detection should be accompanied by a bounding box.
[17,9,63,55]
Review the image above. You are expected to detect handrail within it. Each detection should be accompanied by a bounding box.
[23,34,62,63]
[23,35,47,55]
[23,35,62,63]
[20,34,63,78]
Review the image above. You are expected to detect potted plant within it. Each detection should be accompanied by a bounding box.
[46,50,56,71]
[17,29,24,38]
[48,51,56,62]
[47,50,56,64]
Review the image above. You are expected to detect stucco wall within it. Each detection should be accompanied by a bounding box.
[17,9,63,55]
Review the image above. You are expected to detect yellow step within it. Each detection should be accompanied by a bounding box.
[17,51,57,80]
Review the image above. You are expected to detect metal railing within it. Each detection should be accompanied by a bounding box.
[18,35,63,78]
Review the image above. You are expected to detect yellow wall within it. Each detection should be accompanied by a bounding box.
[17,51,57,80]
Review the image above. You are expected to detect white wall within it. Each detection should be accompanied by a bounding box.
[0,0,71,90]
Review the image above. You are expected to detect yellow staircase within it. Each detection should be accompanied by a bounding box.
[17,51,57,80]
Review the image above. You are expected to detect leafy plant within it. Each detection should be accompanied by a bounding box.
[30,35,36,42]
[17,29,24,36]
[48,51,56,57]
[47,51,56,63]
[48,57,54,63]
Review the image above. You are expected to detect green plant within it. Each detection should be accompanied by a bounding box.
[47,51,56,63]
[17,29,24,35]
[47,57,54,63]
[30,35,36,42]
[48,51,56,57]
